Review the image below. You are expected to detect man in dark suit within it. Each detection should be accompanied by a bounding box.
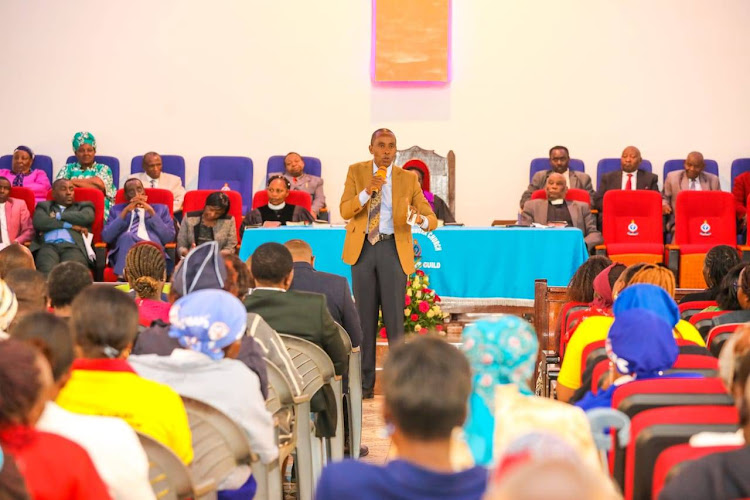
[284,239,363,348]
[101,178,175,277]
[31,179,95,274]
[520,145,595,208]
[593,145,659,211]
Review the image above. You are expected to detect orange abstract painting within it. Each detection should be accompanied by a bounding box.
[372,0,450,83]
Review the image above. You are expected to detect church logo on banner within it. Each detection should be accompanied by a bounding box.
[412,226,442,269]
[699,220,712,237]
[626,220,639,236]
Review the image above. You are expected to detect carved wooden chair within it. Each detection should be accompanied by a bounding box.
[396,145,456,216]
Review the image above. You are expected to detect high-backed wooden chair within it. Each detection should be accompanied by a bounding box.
[396,145,456,216]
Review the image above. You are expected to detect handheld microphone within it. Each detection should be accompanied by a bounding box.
[371,166,388,196]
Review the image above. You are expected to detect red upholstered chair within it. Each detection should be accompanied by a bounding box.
[689,310,729,339]
[46,187,106,280]
[621,405,739,500]
[706,323,743,356]
[678,300,718,321]
[10,186,35,215]
[652,443,742,499]
[667,191,736,288]
[529,188,591,204]
[251,189,313,214]
[595,190,664,266]
[115,188,174,218]
[183,190,244,244]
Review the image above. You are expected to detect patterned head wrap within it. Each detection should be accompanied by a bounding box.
[13,146,34,159]
[72,132,96,151]
[168,289,247,360]
[461,315,538,406]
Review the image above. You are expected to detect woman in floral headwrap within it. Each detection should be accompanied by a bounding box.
[56,132,116,217]
[0,145,51,203]
[461,315,600,470]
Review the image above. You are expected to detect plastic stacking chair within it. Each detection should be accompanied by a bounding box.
[666,191,736,288]
[198,156,253,213]
[689,310,729,339]
[131,155,187,185]
[706,323,743,357]
[529,188,590,204]
[181,397,267,500]
[595,190,664,266]
[278,334,344,499]
[528,158,585,182]
[136,431,216,500]
[336,323,362,460]
[652,443,742,499]
[66,155,120,188]
[596,158,653,190]
[663,159,719,180]
[586,408,630,471]
[267,155,322,178]
[265,362,298,500]
[0,154,53,183]
[678,300,717,321]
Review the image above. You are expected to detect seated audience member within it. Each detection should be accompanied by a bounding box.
[0,339,111,499]
[0,244,34,278]
[13,312,155,500]
[316,336,488,500]
[130,290,276,495]
[564,263,626,341]
[124,242,170,327]
[129,152,186,213]
[403,159,456,223]
[0,145,51,204]
[131,242,296,399]
[662,152,721,232]
[461,316,600,470]
[56,132,116,217]
[31,179,94,274]
[55,287,193,464]
[102,178,175,277]
[659,368,750,500]
[593,145,659,211]
[556,270,705,403]
[47,262,93,318]
[575,308,680,410]
[244,175,314,226]
[700,263,744,312]
[565,255,613,303]
[270,152,326,219]
[224,253,253,300]
[712,263,750,326]
[246,242,347,437]
[733,168,750,231]
[484,433,619,500]
[521,173,602,252]
[0,176,33,247]
[0,446,30,499]
[177,191,237,257]
[285,239,363,347]
[4,269,46,321]
[520,146,595,208]
[680,245,741,303]
[0,279,17,340]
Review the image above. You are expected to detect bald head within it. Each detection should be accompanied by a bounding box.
[545,172,568,201]
[0,244,34,279]
[620,146,642,173]
[284,239,313,264]
[685,151,705,180]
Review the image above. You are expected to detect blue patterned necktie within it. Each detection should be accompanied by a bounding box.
[130,209,141,236]
[367,190,382,245]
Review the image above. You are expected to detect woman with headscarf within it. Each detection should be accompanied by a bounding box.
[0,146,51,203]
[56,132,116,217]
[461,315,601,471]
[575,308,682,411]
[402,159,456,223]
[563,263,626,342]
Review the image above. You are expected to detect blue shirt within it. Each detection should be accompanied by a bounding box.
[315,459,488,500]
[358,162,394,235]
[44,205,75,244]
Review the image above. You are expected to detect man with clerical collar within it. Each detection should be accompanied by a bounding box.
[30,179,95,274]
[521,173,602,253]
[519,146,594,208]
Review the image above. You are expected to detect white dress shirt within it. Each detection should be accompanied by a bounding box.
[0,203,9,248]
[130,208,150,241]
[357,163,428,232]
[621,170,639,190]
[130,171,186,212]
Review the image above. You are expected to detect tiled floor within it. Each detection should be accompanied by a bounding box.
[360,396,391,464]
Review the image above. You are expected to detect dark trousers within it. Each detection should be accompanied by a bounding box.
[351,238,406,392]
[35,242,89,275]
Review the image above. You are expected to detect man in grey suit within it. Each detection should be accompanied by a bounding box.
[284,239,363,348]
[662,151,721,232]
[520,146,594,208]
[522,173,603,252]
[31,179,95,274]
[593,145,659,211]
[269,152,327,219]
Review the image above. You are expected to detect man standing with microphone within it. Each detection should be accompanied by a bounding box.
[340,128,437,398]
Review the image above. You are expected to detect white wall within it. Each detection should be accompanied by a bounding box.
[1,0,749,225]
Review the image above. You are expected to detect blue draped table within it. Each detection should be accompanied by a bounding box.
[239,226,588,300]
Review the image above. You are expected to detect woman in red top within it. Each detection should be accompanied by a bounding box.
[0,340,111,500]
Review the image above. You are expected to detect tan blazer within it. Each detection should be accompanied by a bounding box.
[340,161,437,275]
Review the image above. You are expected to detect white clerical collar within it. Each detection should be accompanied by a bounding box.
[268,201,286,210]
[549,198,565,206]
